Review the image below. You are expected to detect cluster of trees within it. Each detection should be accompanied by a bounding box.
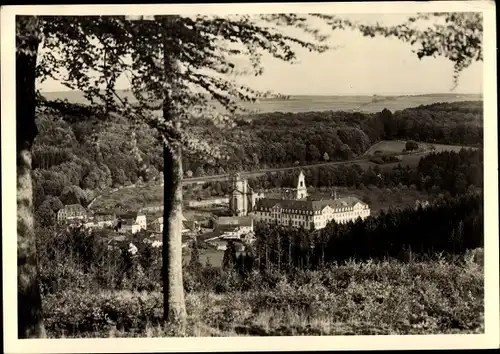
[185,101,482,176]
[37,226,163,296]
[182,111,375,175]
[256,149,482,196]
[389,102,483,147]
[369,155,401,164]
[32,108,164,217]
[417,150,483,195]
[195,148,482,199]
[229,192,483,273]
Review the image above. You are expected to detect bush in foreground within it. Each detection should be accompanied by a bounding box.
[42,252,483,337]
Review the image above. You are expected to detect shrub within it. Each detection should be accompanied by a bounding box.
[43,290,163,336]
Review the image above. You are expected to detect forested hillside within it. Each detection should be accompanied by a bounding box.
[186,101,482,174]
[32,100,483,218]
[250,192,483,270]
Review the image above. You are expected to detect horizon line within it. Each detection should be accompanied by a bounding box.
[40,90,483,97]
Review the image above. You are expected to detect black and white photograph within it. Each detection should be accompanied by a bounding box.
[1,1,498,352]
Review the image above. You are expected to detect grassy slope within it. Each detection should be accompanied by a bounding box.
[365,140,479,155]
[91,183,165,211]
[42,252,484,337]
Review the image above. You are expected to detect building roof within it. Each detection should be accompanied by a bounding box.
[117,211,141,220]
[152,216,163,224]
[255,196,367,213]
[119,217,137,225]
[327,196,367,209]
[198,230,225,242]
[62,204,86,213]
[91,212,116,221]
[152,213,193,226]
[217,216,253,227]
[182,220,199,232]
[93,210,115,216]
[206,237,246,250]
[216,224,239,233]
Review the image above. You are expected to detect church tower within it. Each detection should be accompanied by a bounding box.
[296,170,308,200]
[230,173,249,216]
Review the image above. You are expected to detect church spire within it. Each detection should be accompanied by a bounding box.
[296,170,308,200]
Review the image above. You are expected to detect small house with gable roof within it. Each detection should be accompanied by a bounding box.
[117,211,147,234]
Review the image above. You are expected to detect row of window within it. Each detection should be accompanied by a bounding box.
[257,206,368,215]
[258,208,314,215]
[258,209,369,219]
[260,218,309,227]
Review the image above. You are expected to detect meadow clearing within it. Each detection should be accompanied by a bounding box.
[364,140,479,156]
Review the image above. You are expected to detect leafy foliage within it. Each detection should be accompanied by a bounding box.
[199,148,483,199]
[41,254,483,337]
[247,192,482,272]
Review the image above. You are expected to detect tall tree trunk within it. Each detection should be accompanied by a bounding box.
[16,16,45,338]
[161,15,187,324]
[162,145,187,323]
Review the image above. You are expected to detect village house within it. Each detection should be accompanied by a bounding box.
[150,217,164,233]
[147,230,195,249]
[197,215,256,251]
[216,215,254,234]
[186,197,230,209]
[117,212,147,234]
[83,211,117,229]
[57,204,88,223]
[205,237,247,252]
[150,214,201,235]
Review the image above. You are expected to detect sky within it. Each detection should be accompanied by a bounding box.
[37,14,483,96]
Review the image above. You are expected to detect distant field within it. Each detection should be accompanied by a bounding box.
[365,140,479,156]
[91,183,164,211]
[42,91,482,114]
[243,94,482,114]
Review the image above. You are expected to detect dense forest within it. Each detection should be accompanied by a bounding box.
[192,148,483,201]
[32,104,163,211]
[32,100,482,217]
[232,192,483,273]
[186,100,482,173]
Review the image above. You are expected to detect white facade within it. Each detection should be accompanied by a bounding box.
[230,173,265,216]
[135,214,147,230]
[117,212,147,234]
[254,200,370,230]
[254,170,370,230]
[57,204,87,222]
